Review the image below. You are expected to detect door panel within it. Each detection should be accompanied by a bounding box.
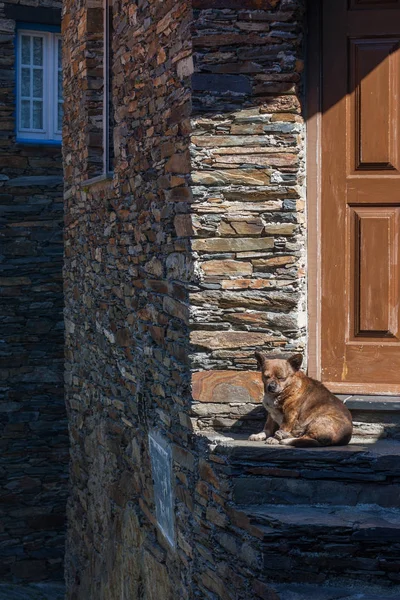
[321,0,400,392]
[350,38,399,171]
[349,206,399,338]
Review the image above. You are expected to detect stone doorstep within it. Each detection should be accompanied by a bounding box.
[203,435,400,507]
[339,395,400,412]
[204,432,400,464]
[272,582,400,600]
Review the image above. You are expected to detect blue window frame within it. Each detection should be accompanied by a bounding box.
[16,23,62,144]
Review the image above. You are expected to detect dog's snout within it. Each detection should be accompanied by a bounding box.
[268,381,278,393]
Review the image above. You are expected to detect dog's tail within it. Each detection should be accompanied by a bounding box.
[281,435,322,447]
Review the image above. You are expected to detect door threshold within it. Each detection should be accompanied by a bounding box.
[338,395,400,411]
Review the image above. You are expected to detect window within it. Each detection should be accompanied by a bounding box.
[17,27,62,142]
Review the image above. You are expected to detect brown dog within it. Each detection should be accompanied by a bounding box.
[249,353,353,447]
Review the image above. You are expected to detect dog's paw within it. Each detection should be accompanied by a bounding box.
[248,431,267,441]
[265,436,280,445]
[275,429,291,441]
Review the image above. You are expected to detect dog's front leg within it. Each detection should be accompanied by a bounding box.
[273,414,296,442]
[249,413,278,441]
[274,412,296,444]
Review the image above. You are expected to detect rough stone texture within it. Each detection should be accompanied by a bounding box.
[189,0,307,430]
[273,583,400,600]
[250,503,400,585]
[63,0,308,596]
[63,0,197,598]
[192,437,400,597]
[0,0,67,583]
[0,584,65,600]
[60,0,326,597]
[192,370,264,403]
[62,0,400,599]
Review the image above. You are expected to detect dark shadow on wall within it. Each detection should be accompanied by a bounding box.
[192,0,397,119]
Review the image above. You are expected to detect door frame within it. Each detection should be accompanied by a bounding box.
[306,0,323,380]
[306,0,400,395]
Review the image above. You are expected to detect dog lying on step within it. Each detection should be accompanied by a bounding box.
[249,353,353,447]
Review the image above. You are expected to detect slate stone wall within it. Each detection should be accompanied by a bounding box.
[62,0,104,182]
[189,0,306,432]
[63,0,306,597]
[63,0,198,597]
[0,0,67,584]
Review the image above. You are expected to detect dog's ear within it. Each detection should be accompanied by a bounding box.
[288,353,303,372]
[255,351,267,371]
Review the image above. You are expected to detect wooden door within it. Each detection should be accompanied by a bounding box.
[321,0,400,394]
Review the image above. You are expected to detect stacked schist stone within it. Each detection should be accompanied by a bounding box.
[189,2,307,597]
[63,0,198,598]
[63,0,306,598]
[189,0,306,434]
[0,0,67,584]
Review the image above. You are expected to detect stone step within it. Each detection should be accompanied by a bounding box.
[208,436,400,508]
[232,503,400,588]
[271,582,400,600]
[231,465,400,507]
[0,584,65,600]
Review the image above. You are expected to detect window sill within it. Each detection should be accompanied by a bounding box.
[80,172,114,188]
[16,138,62,146]
[64,172,115,199]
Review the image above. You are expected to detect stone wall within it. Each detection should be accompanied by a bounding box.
[189,0,306,433]
[0,0,67,583]
[62,0,103,182]
[63,0,306,598]
[63,0,198,597]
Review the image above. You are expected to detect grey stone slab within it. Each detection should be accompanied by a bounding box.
[205,433,400,463]
[5,5,62,25]
[0,584,65,600]
[273,585,351,600]
[5,176,63,188]
[233,475,400,508]
[338,395,400,411]
[192,73,252,94]
[246,503,400,531]
[274,583,400,600]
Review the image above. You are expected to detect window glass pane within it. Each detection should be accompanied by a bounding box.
[57,103,63,131]
[33,101,43,129]
[33,37,43,66]
[18,30,62,139]
[56,37,63,134]
[21,68,30,97]
[21,100,30,129]
[33,69,43,98]
[21,36,31,65]
[57,70,62,100]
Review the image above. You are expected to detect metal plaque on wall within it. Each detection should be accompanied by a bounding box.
[148,431,175,547]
